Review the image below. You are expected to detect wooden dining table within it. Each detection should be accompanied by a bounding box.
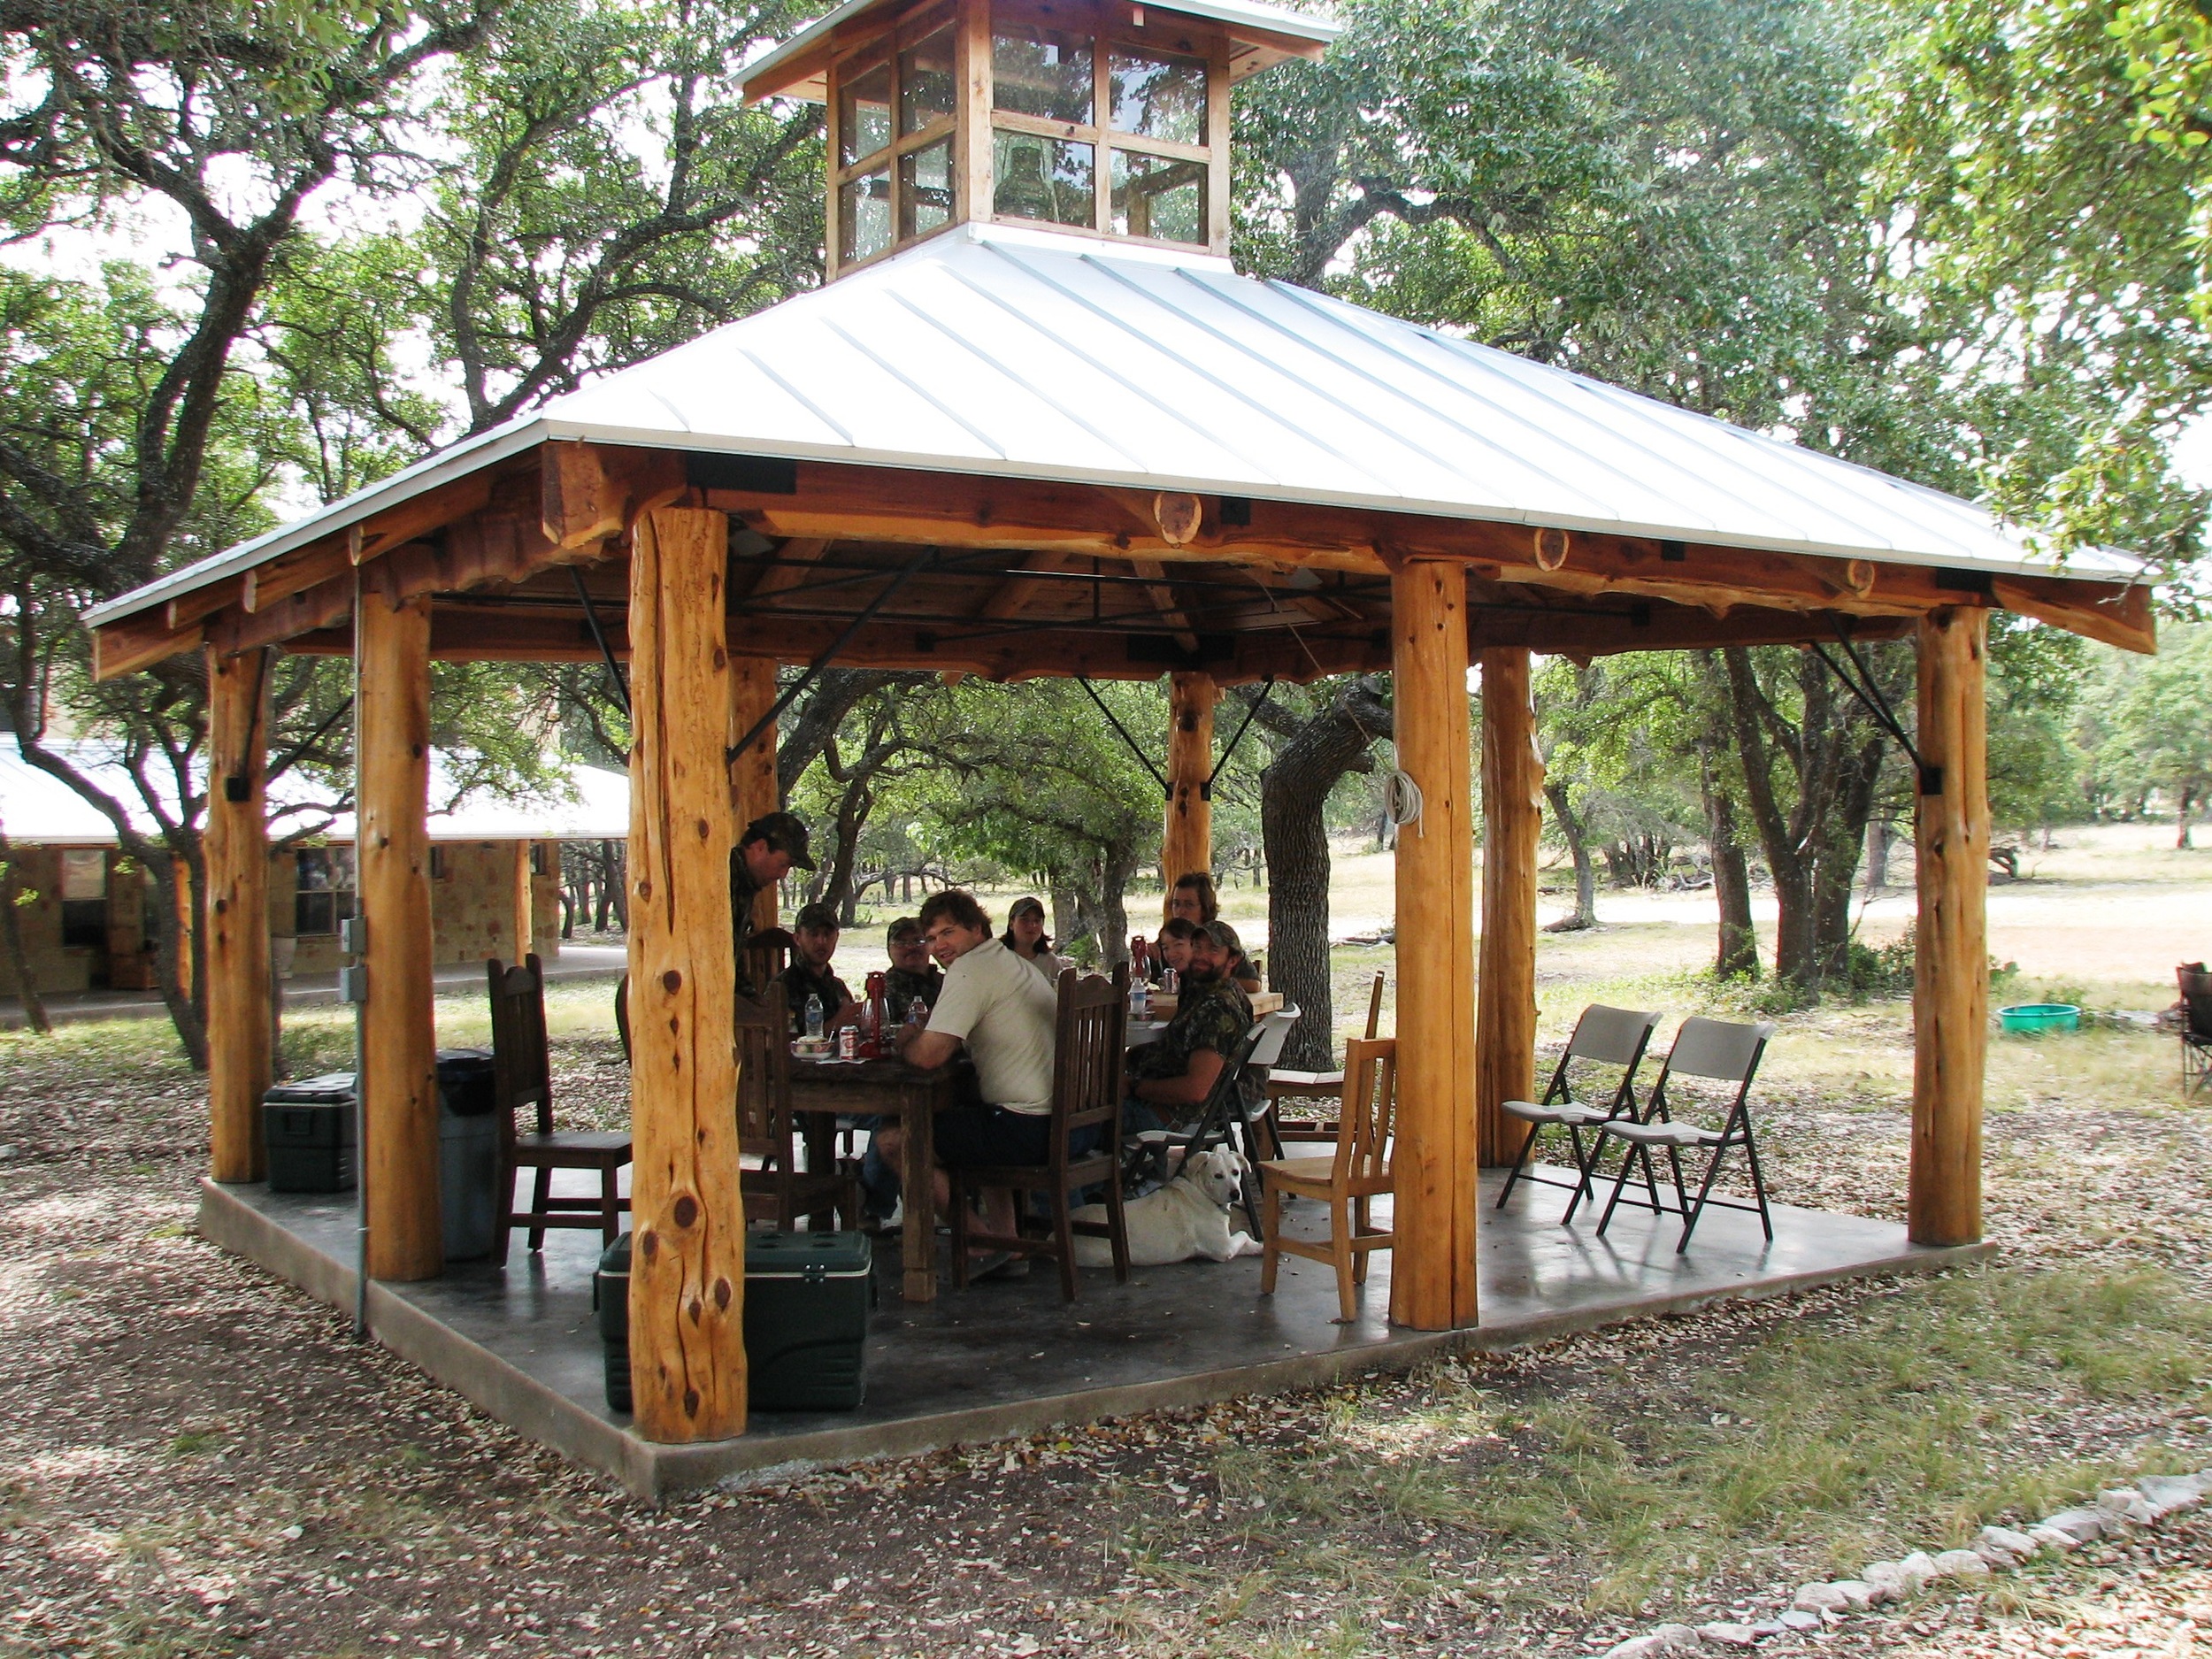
[787,1053,962,1303]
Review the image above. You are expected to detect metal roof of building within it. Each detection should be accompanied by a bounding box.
[1,741,630,845]
[88,220,2136,631]
[741,0,1340,103]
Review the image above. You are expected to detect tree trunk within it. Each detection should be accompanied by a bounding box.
[1256,677,1392,1071]
[2180,785,2194,850]
[1865,818,1893,892]
[1696,746,1759,980]
[1541,779,1596,930]
[0,825,51,1034]
[1812,735,1886,979]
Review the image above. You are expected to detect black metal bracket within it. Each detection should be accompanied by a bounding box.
[726,545,940,765]
[1077,677,1171,799]
[1202,675,1275,801]
[1808,622,1941,795]
[571,566,631,720]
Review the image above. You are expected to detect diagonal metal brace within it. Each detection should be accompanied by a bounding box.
[571,566,631,720]
[726,545,939,765]
[1077,677,1171,799]
[1202,675,1275,801]
[1809,622,1940,796]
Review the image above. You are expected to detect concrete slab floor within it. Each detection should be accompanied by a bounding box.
[197,1169,1989,1500]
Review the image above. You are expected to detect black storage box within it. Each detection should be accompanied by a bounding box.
[594,1230,873,1415]
[263,1073,357,1193]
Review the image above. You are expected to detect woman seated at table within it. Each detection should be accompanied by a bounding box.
[1001,895,1074,984]
[1168,871,1218,926]
[1146,916,1199,987]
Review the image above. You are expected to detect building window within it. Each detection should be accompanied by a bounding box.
[59,849,106,948]
[987,11,1210,246]
[295,847,357,937]
[832,16,960,272]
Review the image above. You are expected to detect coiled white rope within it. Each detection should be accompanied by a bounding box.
[1381,769,1425,834]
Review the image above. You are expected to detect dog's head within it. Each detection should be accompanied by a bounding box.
[1187,1145,1247,1210]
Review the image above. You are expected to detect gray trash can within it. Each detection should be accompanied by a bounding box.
[435,1049,500,1262]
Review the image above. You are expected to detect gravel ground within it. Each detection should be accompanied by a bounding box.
[4,1006,2211,1658]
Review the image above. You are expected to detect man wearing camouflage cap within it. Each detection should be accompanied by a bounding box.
[1125,919,1257,1122]
[730,810,814,991]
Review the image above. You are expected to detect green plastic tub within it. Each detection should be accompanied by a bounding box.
[1999,1003,2080,1035]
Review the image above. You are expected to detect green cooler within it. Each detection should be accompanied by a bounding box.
[593,1230,873,1415]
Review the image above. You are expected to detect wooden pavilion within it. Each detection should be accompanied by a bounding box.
[87,0,2151,1453]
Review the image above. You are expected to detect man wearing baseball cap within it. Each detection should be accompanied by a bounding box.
[730,810,815,990]
[1125,920,1257,1122]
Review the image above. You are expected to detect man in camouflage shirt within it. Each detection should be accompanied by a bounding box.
[1126,920,1257,1124]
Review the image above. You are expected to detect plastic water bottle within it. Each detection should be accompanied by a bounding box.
[1129,979,1149,1021]
[804,994,824,1040]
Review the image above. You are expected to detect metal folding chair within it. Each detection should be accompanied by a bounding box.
[1494,1004,1662,1221]
[1594,1017,1777,1252]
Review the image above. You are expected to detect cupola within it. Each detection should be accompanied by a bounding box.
[741,0,1338,276]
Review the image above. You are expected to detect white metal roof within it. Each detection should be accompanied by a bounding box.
[88,220,2138,632]
[740,0,1340,103]
[0,740,630,846]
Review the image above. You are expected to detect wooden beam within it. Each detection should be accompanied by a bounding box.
[512,840,534,961]
[626,507,748,1443]
[1133,558,1202,653]
[977,550,1073,620]
[205,646,273,1184]
[210,572,355,656]
[92,611,201,681]
[544,442,686,552]
[1909,607,1988,1247]
[1476,648,1541,1167]
[1389,560,1479,1331]
[357,582,442,1281]
[1990,576,2154,656]
[745,536,831,600]
[728,655,781,934]
[1161,672,1216,910]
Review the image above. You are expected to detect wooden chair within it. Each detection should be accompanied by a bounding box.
[950,966,1131,1302]
[1258,1037,1396,1323]
[1594,1017,1777,1252]
[1494,1004,1662,1222]
[1264,970,1386,1147]
[488,954,632,1263]
[735,982,857,1229]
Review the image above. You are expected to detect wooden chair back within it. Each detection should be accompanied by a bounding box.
[733,982,794,1161]
[1048,964,1128,1167]
[1332,1037,1396,1188]
[742,935,790,997]
[487,954,553,1137]
[1362,969,1387,1040]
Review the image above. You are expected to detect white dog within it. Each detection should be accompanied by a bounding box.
[1070,1144,1263,1267]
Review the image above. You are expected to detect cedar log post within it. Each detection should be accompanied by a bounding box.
[628,507,748,1441]
[729,655,781,934]
[1477,648,1541,1165]
[1162,670,1216,911]
[1909,608,1988,1245]
[512,841,534,961]
[357,588,442,1281]
[1389,562,1480,1330]
[205,645,273,1182]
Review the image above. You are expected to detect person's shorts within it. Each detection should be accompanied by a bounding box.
[933,1104,1100,1167]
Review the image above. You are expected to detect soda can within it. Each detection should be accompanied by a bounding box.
[837,1025,858,1060]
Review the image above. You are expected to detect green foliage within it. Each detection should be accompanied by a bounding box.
[1862,0,2212,570]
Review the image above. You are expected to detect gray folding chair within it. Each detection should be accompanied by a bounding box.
[1494,1004,1662,1221]
[1594,1017,1778,1252]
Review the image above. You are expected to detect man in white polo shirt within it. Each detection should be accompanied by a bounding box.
[878,888,1065,1271]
